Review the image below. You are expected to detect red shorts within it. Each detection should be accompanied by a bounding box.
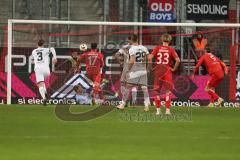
[154,69,173,91]
[87,72,101,84]
[207,70,224,88]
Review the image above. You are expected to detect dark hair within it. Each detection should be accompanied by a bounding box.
[91,43,97,49]
[73,85,82,92]
[38,39,44,46]
[129,34,138,42]
[206,47,211,53]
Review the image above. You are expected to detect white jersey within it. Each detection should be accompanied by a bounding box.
[32,47,56,69]
[32,47,56,83]
[116,45,131,70]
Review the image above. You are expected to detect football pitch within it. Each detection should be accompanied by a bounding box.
[0,105,240,160]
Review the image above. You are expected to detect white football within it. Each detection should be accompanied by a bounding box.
[79,43,87,51]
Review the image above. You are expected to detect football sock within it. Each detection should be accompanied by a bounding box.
[208,93,214,103]
[142,86,150,107]
[131,87,137,104]
[39,87,46,99]
[165,94,171,109]
[154,97,161,108]
[208,90,219,101]
[122,88,130,103]
[120,85,126,97]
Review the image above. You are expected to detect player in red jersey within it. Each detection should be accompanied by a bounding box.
[149,34,180,115]
[78,43,105,103]
[192,48,228,107]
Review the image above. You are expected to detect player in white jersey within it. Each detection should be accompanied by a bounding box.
[115,37,138,106]
[31,39,57,105]
[116,34,151,111]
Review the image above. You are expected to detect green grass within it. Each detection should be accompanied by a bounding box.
[0,105,240,160]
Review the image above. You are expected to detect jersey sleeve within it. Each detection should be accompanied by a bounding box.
[116,48,124,55]
[50,47,57,59]
[79,53,86,62]
[31,50,35,62]
[99,53,104,67]
[151,47,158,57]
[143,46,149,55]
[129,47,135,56]
[171,48,178,59]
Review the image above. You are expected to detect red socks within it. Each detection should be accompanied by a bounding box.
[207,90,219,102]
[165,95,171,109]
[155,97,161,108]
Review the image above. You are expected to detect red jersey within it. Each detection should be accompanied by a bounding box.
[193,53,225,74]
[79,50,104,74]
[151,45,178,68]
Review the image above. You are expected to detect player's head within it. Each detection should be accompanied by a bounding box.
[128,34,138,44]
[91,43,98,50]
[205,46,211,53]
[161,33,172,44]
[73,85,83,94]
[38,39,44,47]
[197,33,203,40]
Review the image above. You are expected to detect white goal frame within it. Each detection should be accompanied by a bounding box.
[7,19,240,104]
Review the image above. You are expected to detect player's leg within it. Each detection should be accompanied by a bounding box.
[206,72,224,107]
[138,74,150,111]
[163,70,173,115]
[131,86,137,106]
[117,83,133,109]
[93,74,104,103]
[205,85,215,107]
[43,68,50,99]
[153,76,161,115]
[117,70,137,109]
[165,90,172,115]
[141,85,150,111]
[38,82,47,100]
[35,70,47,105]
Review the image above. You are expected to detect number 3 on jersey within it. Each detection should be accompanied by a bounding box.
[157,52,169,64]
[37,52,43,61]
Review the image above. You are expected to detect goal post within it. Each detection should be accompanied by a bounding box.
[6,19,240,105]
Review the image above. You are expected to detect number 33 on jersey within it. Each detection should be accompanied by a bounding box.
[151,46,178,68]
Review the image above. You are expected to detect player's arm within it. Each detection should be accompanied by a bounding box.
[100,53,104,68]
[220,60,228,75]
[203,38,208,47]
[50,47,57,64]
[74,57,81,74]
[147,54,154,71]
[31,51,35,64]
[192,56,204,78]
[192,39,200,51]
[171,51,180,72]
[75,54,85,73]
[128,55,135,71]
[144,47,152,71]
[114,51,123,66]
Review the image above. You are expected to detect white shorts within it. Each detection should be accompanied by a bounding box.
[35,67,50,83]
[126,70,148,86]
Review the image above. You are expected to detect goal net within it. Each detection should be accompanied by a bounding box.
[2,20,239,107]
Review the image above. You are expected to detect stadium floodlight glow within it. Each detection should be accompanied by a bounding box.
[7,19,240,104]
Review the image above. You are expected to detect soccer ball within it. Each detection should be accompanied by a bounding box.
[79,43,87,51]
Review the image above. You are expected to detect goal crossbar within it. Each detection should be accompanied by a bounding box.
[7,19,240,104]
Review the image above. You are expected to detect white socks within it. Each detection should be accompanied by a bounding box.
[39,86,46,99]
[141,86,150,107]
